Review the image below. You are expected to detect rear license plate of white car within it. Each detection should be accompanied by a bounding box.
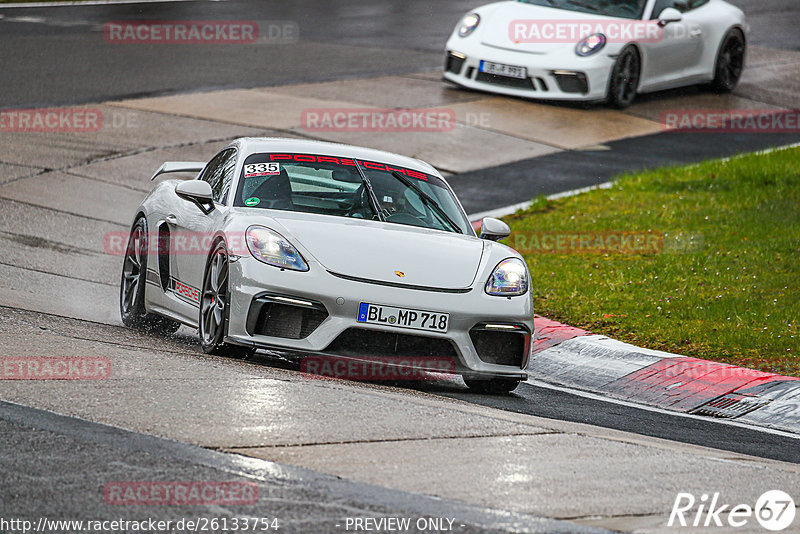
[357,303,449,333]
[479,60,527,79]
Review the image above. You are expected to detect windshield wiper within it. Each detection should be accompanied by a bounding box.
[390,172,462,234]
[352,160,385,222]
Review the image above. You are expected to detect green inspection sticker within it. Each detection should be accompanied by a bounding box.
[244,197,260,207]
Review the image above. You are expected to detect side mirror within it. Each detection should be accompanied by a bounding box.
[175,180,214,214]
[479,217,510,242]
[658,7,683,27]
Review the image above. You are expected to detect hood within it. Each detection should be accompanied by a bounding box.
[272,213,485,290]
[480,2,621,55]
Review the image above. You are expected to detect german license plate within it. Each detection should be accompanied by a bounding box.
[357,302,449,333]
[479,60,527,79]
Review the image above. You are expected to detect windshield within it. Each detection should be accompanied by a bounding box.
[234,153,472,235]
[517,0,648,20]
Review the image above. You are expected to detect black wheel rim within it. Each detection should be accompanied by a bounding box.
[719,35,744,88]
[121,225,144,315]
[201,247,228,346]
[616,50,639,105]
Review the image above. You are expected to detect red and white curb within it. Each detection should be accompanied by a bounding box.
[530,316,800,434]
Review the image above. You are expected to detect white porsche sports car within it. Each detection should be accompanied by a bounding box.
[444,0,747,108]
[120,138,532,393]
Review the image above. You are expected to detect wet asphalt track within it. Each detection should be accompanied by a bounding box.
[1,0,799,458]
[1,2,800,527]
[1,0,798,214]
[443,381,800,465]
[0,0,797,108]
[243,350,800,465]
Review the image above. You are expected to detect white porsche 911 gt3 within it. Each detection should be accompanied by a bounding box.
[120,138,532,393]
[444,0,747,108]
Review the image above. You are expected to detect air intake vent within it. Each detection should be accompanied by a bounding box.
[246,296,328,339]
[469,325,528,368]
[326,328,459,359]
[552,71,588,94]
[445,52,466,74]
[475,72,535,90]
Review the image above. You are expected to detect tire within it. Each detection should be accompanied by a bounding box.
[464,377,522,394]
[120,217,181,335]
[711,29,745,93]
[199,240,255,359]
[607,46,641,109]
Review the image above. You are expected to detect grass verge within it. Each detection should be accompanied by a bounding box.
[508,145,799,375]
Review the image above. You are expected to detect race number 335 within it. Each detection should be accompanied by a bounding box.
[244,163,280,177]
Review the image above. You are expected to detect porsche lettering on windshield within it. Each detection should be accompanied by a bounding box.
[264,153,429,180]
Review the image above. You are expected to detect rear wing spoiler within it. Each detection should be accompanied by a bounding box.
[150,161,207,181]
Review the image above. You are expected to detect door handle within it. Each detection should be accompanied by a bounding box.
[689,29,703,38]
[165,214,177,224]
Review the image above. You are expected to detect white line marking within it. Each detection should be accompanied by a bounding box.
[680,141,800,171]
[546,181,614,200]
[468,182,613,221]
[746,141,800,156]
[4,15,45,22]
[526,378,800,440]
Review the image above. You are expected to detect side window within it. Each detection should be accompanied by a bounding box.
[199,149,236,203]
[218,151,237,204]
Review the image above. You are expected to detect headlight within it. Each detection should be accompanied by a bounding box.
[245,226,308,272]
[576,33,607,56]
[458,13,480,37]
[485,258,529,296]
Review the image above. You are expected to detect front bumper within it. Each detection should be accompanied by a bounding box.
[226,256,532,379]
[444,37,615,102]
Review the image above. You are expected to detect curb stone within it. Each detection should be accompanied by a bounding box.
[529,315,800,434]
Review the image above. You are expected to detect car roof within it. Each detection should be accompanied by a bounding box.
[231,137,441,177]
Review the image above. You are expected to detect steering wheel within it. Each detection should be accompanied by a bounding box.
[345,184,371,218]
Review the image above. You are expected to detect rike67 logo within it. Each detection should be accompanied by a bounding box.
[669,490,796,531]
